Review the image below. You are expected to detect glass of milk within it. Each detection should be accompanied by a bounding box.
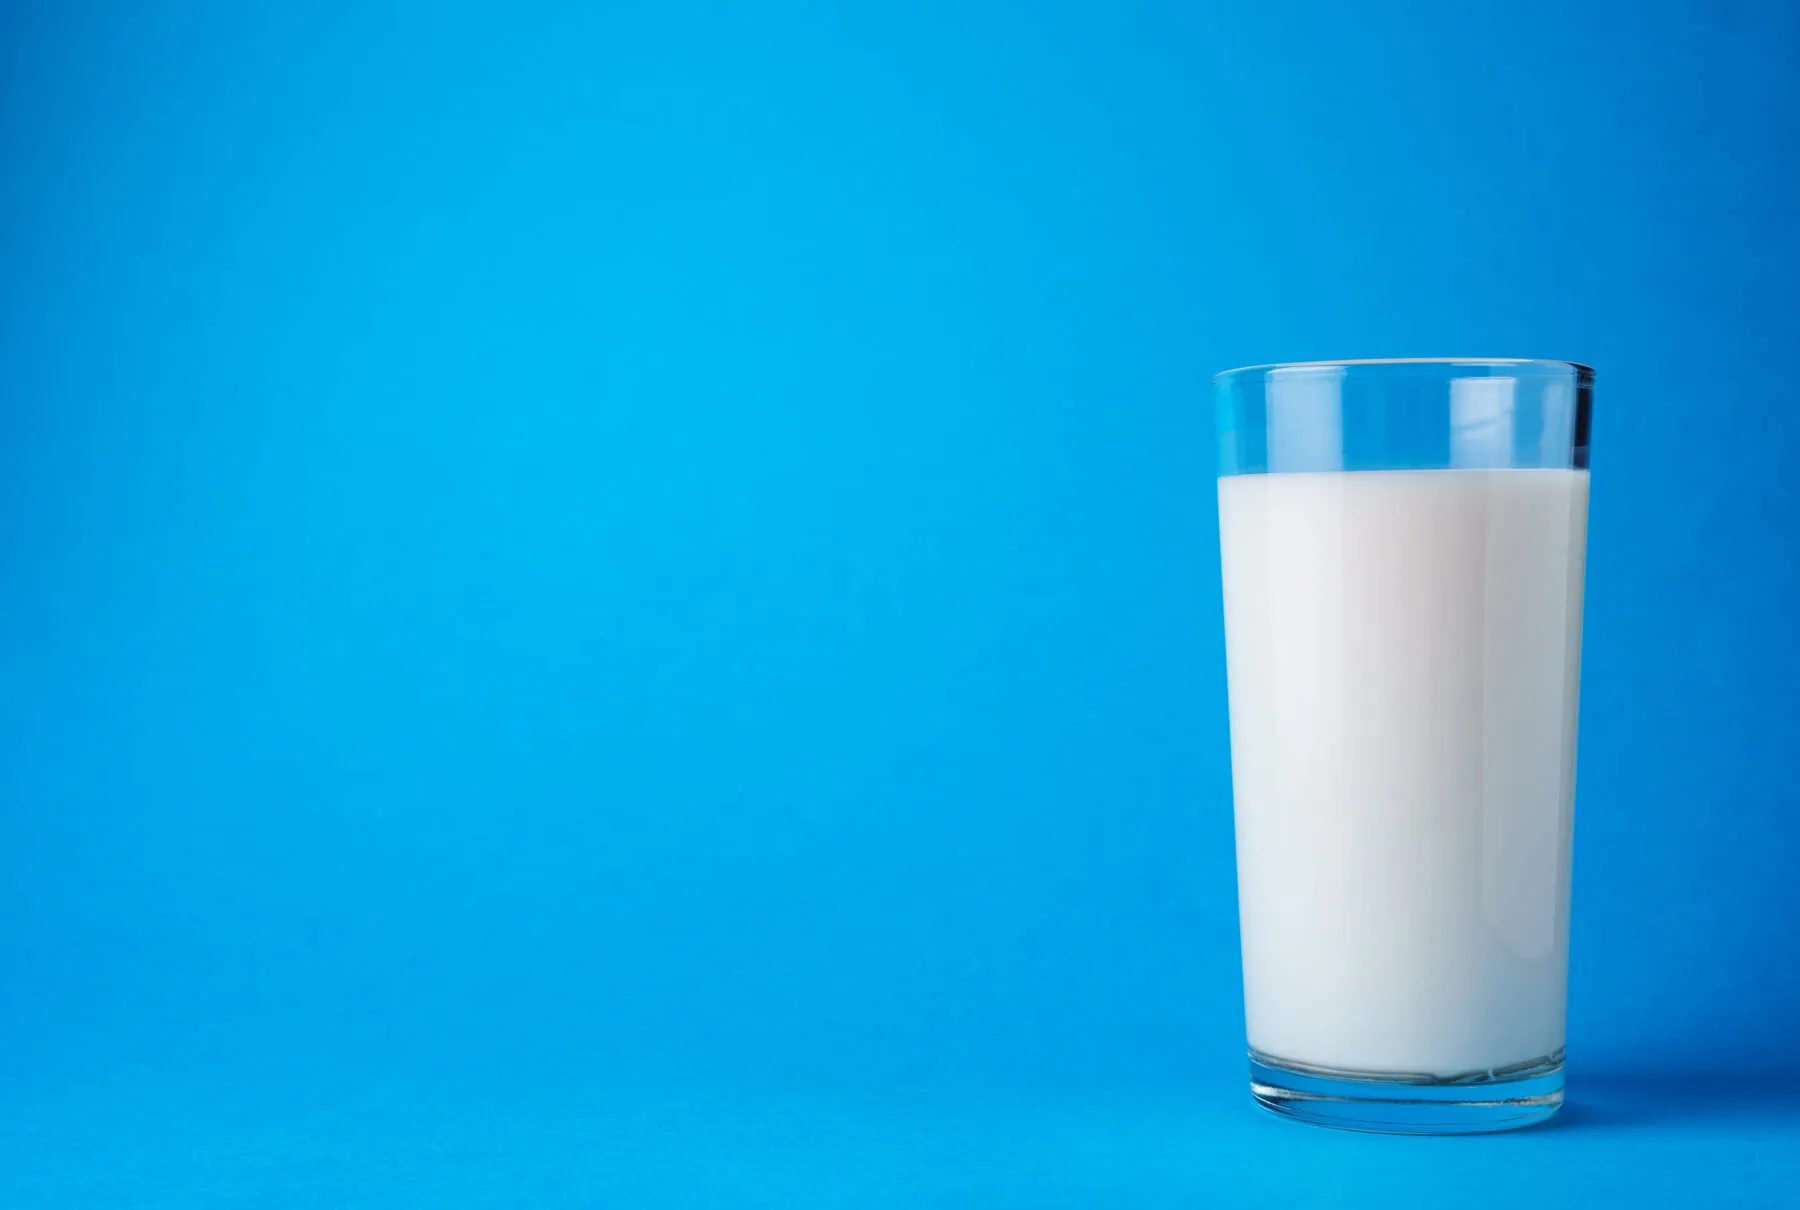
[1214,359,1592,1134]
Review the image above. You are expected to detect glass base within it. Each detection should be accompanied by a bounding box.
[1248,1048,1564,1135]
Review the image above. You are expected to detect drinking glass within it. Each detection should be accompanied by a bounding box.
[1214,359,1593,1133]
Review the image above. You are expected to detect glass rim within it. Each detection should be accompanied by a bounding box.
[1213,358,1594,385]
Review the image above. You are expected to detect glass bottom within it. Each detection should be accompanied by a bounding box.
[1248,1048,1564,1135]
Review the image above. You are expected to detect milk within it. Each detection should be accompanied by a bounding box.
[1218,469,1587,1078]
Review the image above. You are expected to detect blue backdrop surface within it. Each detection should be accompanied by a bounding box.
[3,0,1798,1204]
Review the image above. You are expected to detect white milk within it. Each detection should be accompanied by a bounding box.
[1218,469,1587,1078]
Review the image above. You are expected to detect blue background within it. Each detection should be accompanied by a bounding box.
[4,0,1798,1204]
